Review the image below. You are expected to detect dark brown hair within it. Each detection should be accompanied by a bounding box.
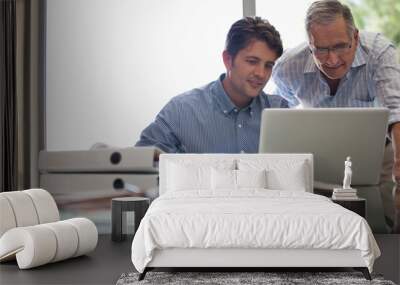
[225,17,283,59]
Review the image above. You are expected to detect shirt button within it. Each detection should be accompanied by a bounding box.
[238,124,242,128]
[223,110,227,114]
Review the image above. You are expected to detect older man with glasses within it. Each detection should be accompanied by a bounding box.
[272,0,400,182]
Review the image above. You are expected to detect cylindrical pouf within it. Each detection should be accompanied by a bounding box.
[0,195,17,237]
[42,221,79,262]
[0,226,57,269]
[63,218,98,257]
[24,189,60,223]
[1,192,39,227]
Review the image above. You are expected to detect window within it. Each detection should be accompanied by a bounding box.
[256,0,313,94]
[46,0,242,150]
[256,0,314,49]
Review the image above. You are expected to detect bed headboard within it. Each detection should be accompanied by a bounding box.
[159,153,313,195]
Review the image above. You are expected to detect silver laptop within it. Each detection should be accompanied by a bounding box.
[259,108,389,186]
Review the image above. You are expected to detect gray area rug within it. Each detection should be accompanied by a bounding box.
[116,271,396,285]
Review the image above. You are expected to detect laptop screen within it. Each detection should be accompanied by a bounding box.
[258,108,389,185]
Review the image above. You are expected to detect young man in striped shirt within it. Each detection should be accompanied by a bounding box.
[136,17,288,153]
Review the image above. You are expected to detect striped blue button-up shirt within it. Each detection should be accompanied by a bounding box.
[136,74,288,153]
[272,32,400,125]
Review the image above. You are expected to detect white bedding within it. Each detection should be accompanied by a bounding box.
[131,190,380,273]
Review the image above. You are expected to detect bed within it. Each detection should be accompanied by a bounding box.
[131,154,380,280]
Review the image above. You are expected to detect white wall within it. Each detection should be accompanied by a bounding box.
[257,0,314,93]
[46,0,242,150]
[256,0,314,49]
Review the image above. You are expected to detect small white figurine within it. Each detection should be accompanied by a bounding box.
[342,156,352,189]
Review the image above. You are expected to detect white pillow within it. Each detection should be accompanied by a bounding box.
[166,162,211,191]
[165,159,236,192]
[236,169,267,188]
[211,168,236,190]
[266,164,307,191]
[211,169,267,190]
[238,159,308,191]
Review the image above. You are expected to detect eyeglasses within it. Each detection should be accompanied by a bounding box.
[310,42,352,59]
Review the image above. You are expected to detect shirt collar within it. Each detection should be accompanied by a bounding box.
[212,74,254,115]
[248,96,258,111]
[304,50,318,74]
[351,43,367,68]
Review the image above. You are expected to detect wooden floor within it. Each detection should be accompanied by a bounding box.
[0,234,398,285]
